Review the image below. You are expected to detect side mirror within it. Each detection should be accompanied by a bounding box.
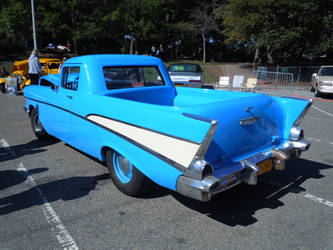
[312,73,317,78]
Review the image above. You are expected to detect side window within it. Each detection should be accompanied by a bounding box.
[62,66,80,91]
[143,67,163,86]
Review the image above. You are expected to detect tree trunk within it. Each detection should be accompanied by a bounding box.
[267,45,273,64]
[73,38,78,56]
[202,32,206,63]
[253,40,261,64]
[130,34,134,54]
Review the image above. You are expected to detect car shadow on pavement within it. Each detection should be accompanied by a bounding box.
[0,139,58,162]
[172,157,332,227]
[0,169,109,216]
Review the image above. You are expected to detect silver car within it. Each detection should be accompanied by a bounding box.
[167,63,203,87]
[311,65,333,97]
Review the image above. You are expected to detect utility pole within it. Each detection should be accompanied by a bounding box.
[31,0,37,50]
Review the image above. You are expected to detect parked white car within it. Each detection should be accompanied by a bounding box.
[167,63,203,87]
[311,66,333,97]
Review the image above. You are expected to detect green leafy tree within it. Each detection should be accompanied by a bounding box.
[0,0,30,48]
[219,0,333,64]
[190,1,218,62]
[110,0,167,54]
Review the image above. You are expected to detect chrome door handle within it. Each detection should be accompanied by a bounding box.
[240,116,258,126]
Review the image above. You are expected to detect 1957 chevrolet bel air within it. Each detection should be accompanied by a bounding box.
[23,55,311,202]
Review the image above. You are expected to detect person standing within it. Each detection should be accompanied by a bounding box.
[66,40,71,52]
[151,45,156,56]
[28,49,42,85]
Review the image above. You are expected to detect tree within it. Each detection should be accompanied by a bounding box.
[0,0,30,48]
[110,0,167,54]
[219,0,333,64]
[190,1,218,62]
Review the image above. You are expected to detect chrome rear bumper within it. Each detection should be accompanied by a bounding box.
[176,139,311,202]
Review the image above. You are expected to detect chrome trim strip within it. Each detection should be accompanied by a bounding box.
[182,113,218,179]
[184,158,211,180]
[289,126,304,141]
[281,96,313,103]
[196,120,218,158]
[240,116,258,126]
[182,112,215,124]
[183,113,218,157]
[294,101,313,126]
[281,97,313,126]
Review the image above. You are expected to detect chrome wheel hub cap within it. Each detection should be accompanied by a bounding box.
[118,156,130,175]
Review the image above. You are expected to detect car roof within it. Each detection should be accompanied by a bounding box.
[64,54,162,66]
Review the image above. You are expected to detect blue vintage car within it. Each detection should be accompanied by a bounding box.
[23,54,311,202]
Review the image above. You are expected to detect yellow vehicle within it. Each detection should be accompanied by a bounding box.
[0,78,6,93]
[1,58,63,94]
[0,66,10,93]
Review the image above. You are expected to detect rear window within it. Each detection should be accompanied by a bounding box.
[168,64,201,73]
[103,66,165,90]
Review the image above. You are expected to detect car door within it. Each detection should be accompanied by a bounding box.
[47,66,80,144]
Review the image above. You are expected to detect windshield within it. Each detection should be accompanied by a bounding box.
[319,67,333,76]
[103,66,165,90]
[168,64,201,73]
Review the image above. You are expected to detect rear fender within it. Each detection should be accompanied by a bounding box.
[272,96,312,139]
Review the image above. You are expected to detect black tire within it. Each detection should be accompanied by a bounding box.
[30,109,52,140]
[106,150,150,196]
[314,87,321,97]
[310,86,315,92]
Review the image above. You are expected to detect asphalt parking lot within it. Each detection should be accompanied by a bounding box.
[0,89,332,250]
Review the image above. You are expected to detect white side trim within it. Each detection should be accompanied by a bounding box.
[87,115,200,168]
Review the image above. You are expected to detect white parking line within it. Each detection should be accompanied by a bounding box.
[307,137,333,146]
[0,139,79,250]
[307,137,321,143]
[307,116,322,121]
[312,106,333,118]
[262,178,333,208]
